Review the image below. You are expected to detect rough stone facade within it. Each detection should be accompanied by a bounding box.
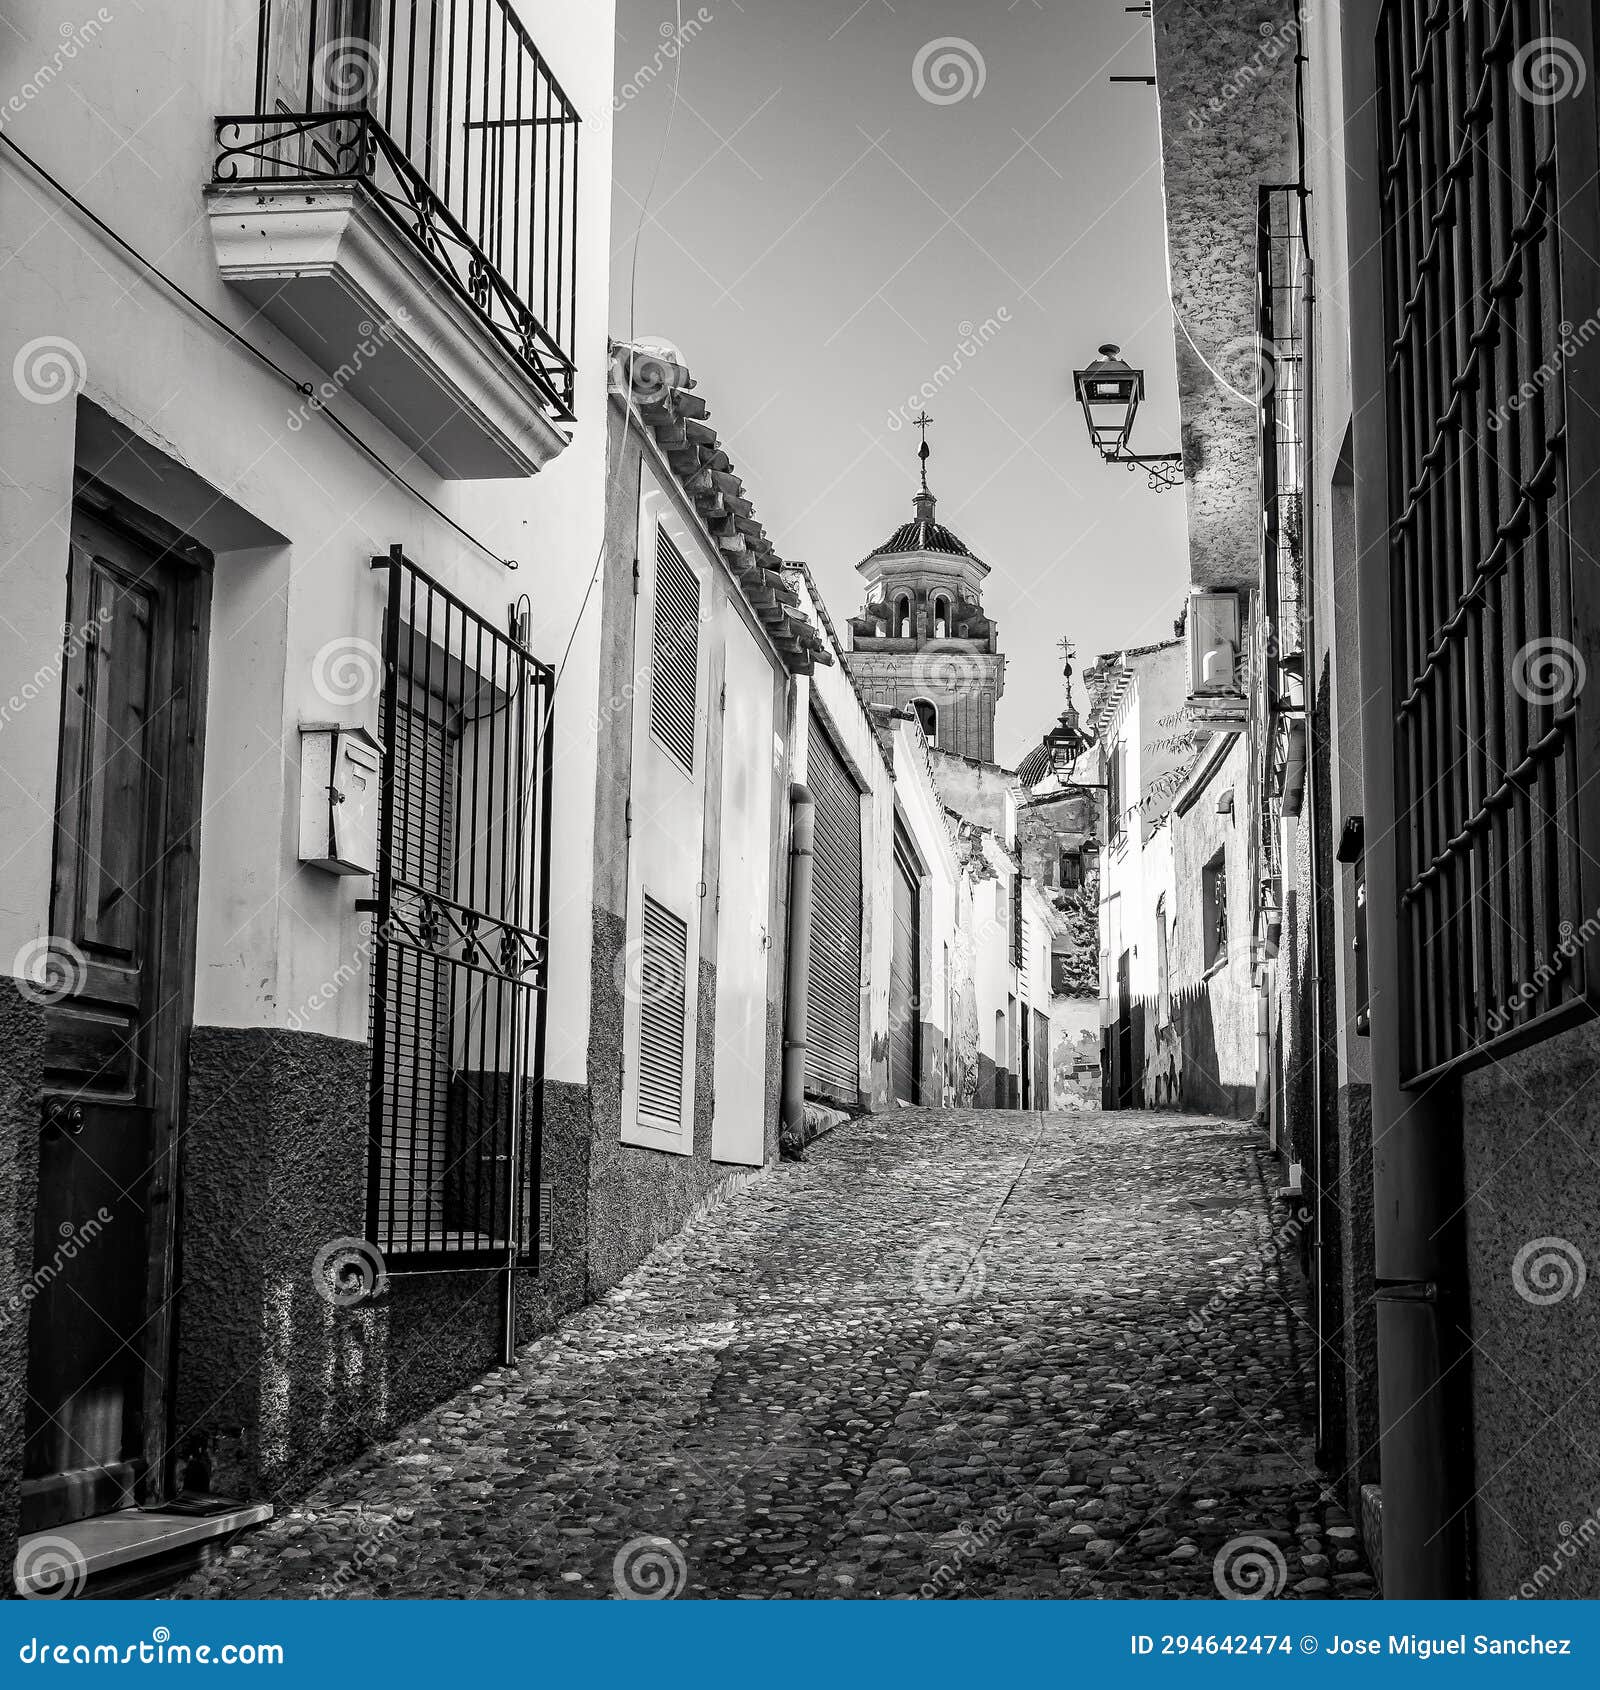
[0,985,46,1579]
[1458,1022,1600,1598]
[1152,0,1300,592]
[175,1025,587,1504]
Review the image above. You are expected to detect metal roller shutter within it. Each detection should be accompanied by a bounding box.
[890,833,920,1103]
[805,717,863,1105]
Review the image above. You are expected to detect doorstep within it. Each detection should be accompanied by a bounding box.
[14,1501,273,1598]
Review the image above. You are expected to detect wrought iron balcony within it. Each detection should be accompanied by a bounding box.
[210,0,579,476]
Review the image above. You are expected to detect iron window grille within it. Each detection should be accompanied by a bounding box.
[364,547,553,1265]
[1376,0,1600,1079]
[217,0,580,421]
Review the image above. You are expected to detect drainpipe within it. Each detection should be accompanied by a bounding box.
[781,783,815,1142]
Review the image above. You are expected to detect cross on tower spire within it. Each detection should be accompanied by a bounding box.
[913,410,933,493]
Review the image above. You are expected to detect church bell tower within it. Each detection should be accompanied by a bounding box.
[844,415,1004,762]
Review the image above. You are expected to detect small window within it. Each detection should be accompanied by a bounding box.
[1059,848,1082,890]
[933,595,949,638]
[1202,850,1229,971]
[912,697,938,743]
[896,594,912,638]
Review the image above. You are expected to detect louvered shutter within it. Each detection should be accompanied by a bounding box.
[637,894,690,1129]
[890,833,920,1103]
[650,529,699,772]
[805,717,863,1105]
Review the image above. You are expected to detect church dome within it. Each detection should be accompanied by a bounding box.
[859,494,977,566]
[1015,742,1054,789]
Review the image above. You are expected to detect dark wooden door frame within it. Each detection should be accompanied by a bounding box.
[37,476,212,1514]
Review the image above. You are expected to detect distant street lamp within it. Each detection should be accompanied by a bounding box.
[1045,708,1088,780]
[1072,343,1184,491]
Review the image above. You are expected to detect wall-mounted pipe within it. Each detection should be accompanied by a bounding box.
[781,783,815,1142]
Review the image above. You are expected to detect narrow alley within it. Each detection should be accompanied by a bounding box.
[178,1111,1371,1601]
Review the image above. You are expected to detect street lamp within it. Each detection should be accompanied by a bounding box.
[1045,706,1088,780]
[1072,343,1184,491]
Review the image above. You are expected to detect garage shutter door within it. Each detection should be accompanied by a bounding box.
[890,833,920,1103]
[805,717,862,1105]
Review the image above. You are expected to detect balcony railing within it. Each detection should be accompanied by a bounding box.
[216,0,579,421]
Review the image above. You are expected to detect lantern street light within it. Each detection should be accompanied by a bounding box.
[1072,343,1184,491]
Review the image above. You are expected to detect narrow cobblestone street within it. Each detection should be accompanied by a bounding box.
[180,1110,1373,1600]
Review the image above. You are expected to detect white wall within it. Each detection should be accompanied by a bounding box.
[0,0,615,1075]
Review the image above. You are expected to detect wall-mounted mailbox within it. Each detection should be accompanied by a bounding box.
[299,723,384,876]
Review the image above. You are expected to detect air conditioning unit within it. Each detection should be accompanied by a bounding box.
[1188,591,1243,696]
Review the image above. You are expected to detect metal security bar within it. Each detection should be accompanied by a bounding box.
[1258,184,1306,666]
[1376,0,1598,1079]
[366,547,553,1264]
[217,0,580,419]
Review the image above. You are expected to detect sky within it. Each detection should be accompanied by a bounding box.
[609,0,1188,766]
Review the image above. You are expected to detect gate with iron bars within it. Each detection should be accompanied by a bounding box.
[362,548,552,1274]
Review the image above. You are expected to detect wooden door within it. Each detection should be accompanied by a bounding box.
[710,609,777,1165]
[22,503,209,1531]
[620,490,708,1154]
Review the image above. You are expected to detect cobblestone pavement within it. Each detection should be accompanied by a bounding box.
[180,1109,1374,1600]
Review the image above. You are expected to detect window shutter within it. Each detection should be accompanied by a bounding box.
[636,893,690,1129]
[805,718,863,1104]
[649,529,700,772]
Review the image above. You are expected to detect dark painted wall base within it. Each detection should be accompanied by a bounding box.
[177,1026,589,1505]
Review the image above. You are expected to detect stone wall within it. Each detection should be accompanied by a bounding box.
[1458,1021,1600,1598]
[1153,0,1300,593]
[176,1025,588,1503]
[0,985,46,1579]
